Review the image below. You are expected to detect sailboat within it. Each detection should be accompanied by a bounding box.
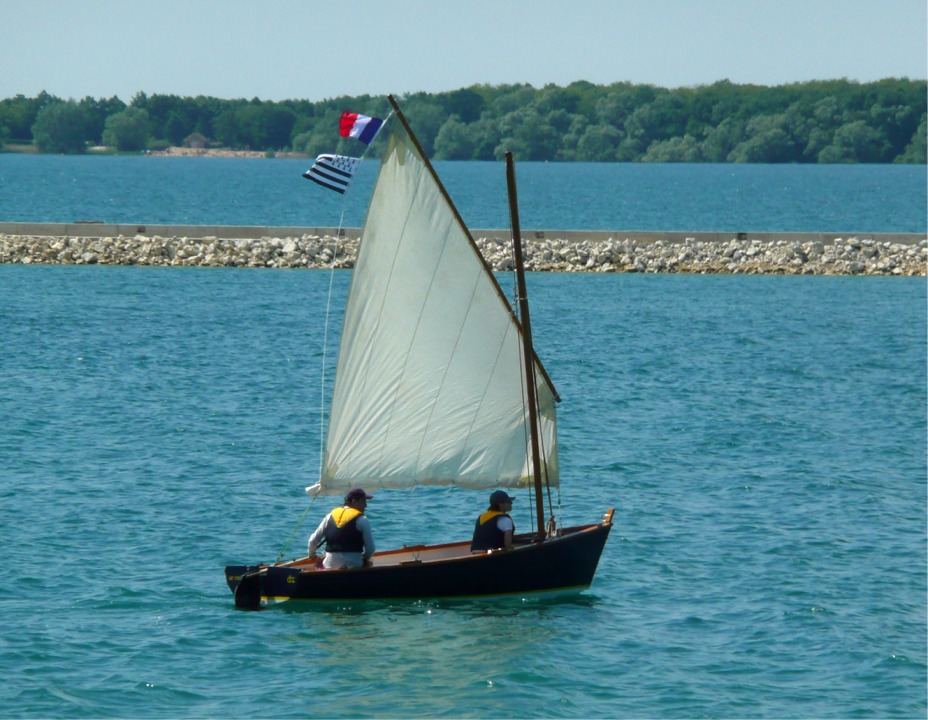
[225,95,613,608]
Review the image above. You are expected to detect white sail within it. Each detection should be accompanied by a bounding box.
[319,118,559,494]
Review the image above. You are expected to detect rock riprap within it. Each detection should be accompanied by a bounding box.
[0,233,924,275]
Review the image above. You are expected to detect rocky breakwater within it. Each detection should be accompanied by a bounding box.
[0,232,925,275]
[477,236,926,276]
[0,234,358,269]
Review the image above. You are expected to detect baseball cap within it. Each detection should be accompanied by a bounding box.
[489,490,515,505]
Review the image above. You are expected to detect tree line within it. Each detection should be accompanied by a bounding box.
[1,78,924,163]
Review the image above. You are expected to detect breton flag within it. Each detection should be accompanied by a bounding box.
[339,111,384,144]
[303,154,359,194]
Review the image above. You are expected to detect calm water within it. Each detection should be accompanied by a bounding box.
[0,154,925,232]
[1,265,925,718]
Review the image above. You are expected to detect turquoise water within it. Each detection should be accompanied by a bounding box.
[1,266,925,718]
[0,154,925,232]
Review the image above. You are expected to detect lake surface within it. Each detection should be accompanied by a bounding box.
[0,154,925,233]
[1,266,925,718]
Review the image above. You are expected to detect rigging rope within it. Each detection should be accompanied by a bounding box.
[277,110,396,564]
[315,110,394,481]
[317,209,347,480]
[275,493,318,563]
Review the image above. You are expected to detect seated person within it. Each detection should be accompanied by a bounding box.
[308,488,375,568]
[471,490,515,551]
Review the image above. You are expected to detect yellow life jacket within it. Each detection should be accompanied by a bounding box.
[471,510,514,551]
[325,506,365,552]
[331,506,362,527]
[478,509,507,526]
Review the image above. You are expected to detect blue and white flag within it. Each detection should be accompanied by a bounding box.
[303,154,359,194]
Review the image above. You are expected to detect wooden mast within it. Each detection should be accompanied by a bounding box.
[505,151,546,540]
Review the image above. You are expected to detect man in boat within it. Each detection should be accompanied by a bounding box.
[307,488,376,569]
[471,490,515,552]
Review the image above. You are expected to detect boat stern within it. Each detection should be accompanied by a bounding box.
[225,564,261,594]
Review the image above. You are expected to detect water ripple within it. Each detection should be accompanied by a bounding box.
[0,268,924,718]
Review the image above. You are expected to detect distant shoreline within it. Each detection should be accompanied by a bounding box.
[145,147,308,159]
[1,144,309,158]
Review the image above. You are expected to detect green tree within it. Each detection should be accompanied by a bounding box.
[32,100,88,153]
[624,91,689,148]
[485,84,537,117]
[438,88,484,123]
[2,91,57,142]
[729,127,794,162]
[728,114,798,162]
[146,95,221,146]
[212,104,245,147]
[536,84,582,115]
[80,95,126,145]
[896,115,926,163]
[132,93,185,142]
[818,120,889,163]
[5,78,926,162]
[0,95,34,141]
[694,80,743,126]
[164,110,189,145]
[398,97,445,154]
[563,80,601,120]
[188,95,223,140]
[595,91,633,129]
[700,117,745,162]
[291,105,344,157]
[244,104,297,149]
[556,114,592,160]
[575,124,621,161]
[495,108,559,161]
[290,131,318,157]
[869,102,921,159]
[642,134,703,162]
[215,101,307,151]
[468,116,504,160]
[433,116,477,159]
[102,107,151,151]
[596,84,658,128]
[289,108,317,144]
[811,95,845,128]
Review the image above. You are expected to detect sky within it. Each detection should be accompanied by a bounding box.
[1,0,925,103]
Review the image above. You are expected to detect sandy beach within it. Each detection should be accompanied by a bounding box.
[147,147,306,158]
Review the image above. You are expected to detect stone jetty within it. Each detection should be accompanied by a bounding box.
[0,232,925,275]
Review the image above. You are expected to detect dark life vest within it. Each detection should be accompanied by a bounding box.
[471,510,513,551]
[324,507,364,552]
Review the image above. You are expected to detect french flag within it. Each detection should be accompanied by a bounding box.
[340,111,384,144]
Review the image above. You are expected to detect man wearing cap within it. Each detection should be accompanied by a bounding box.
[308,488,376,569]
[471,490,516,552]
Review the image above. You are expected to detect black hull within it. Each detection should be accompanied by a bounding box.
[225,515,612,609]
